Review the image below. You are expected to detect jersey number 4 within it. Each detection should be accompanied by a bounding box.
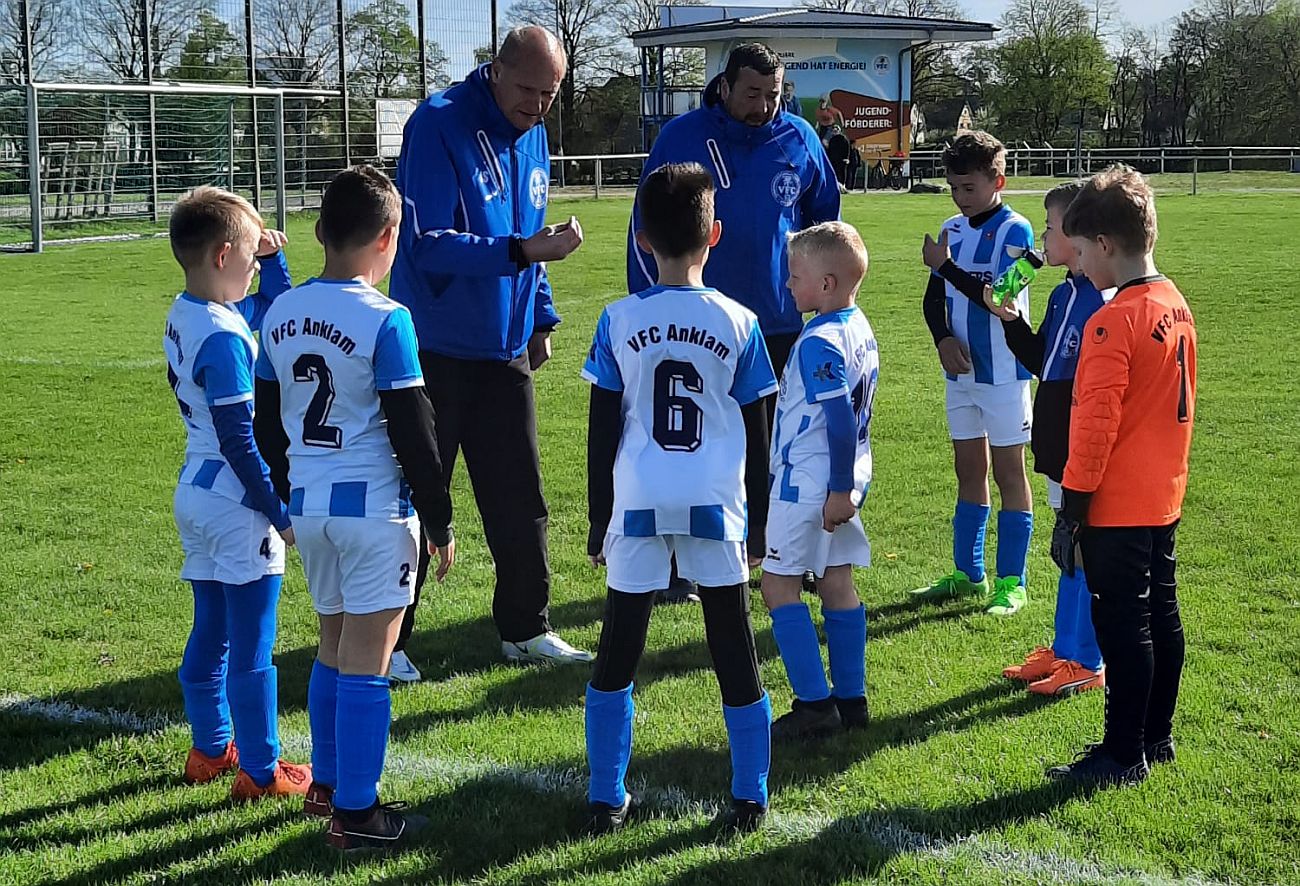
[293,353,343,448]
[653,359,704,452]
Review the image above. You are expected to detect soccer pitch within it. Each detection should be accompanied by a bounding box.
[1,192,1297,885]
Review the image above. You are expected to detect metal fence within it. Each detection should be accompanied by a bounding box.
[0,0,493,250]
[546,145,1300,199]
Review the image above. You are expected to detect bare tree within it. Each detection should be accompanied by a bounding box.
[0,0,70,82]
[77,0,210,80]
[257,0,336,86]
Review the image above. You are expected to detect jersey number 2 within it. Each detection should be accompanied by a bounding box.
[653,359,704,452]
[293,353,343,448]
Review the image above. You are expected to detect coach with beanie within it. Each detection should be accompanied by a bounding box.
[388,25,593,669]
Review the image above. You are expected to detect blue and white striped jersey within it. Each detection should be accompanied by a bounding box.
[255,278,424,521]
[165,294,262,507]
[938,205,1035,385]
[769,307,878,505]
[582,284,778,542]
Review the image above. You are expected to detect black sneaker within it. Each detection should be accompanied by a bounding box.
[834,696,870,731]
[801,571,819,594]
[1145,736,1176,765]
[326,800,427,852]
[655,577,700,605]
[303,781,334,818]
[720,798,767,833]
[585,795,634,835]
[772,699,841,742]
[1046,744,1148,787]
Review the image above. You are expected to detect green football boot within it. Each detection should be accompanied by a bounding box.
[908,569,989,601]
[985,576,1028,615]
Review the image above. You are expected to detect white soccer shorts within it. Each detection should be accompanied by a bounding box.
[293,515,420,615]
[762,499,872,578]
[945,376,1032,447]
[603,533,748,593]
[174,484,285,587]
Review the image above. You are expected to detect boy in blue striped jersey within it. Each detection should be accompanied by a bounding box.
[912,132,1036,616]
[761,222,877,741]
[989,182,1112,697]
[162,187,310,800]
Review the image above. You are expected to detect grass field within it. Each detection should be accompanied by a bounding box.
[2,190,1298,885]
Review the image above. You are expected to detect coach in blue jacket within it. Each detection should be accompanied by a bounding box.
[628,43,841,383]
[390,26,592,668]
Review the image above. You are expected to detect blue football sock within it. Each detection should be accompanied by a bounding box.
[722,693,772,807]
[953,500,990,581]
[1051,569,1081,663]
[769,603,830,703]
[1073,570,1104,671]
[227,667,279,786]
[996,510,1034,585]
[308,659,339,789]
[823,604,867,700]
[224,575,281,785]
[179,580,231,757]
[334,674,392,812]
[585,682,634,807]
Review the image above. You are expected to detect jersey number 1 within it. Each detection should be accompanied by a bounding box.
[1175,335,1190,424]
[293,353,343,448]
[653,359,704,452]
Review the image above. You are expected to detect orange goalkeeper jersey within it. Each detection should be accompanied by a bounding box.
[1063,276,1196,527]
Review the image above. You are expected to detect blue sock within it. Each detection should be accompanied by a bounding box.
[823,604,867,700]
[228,667,279,785]
[224,575,281,786]
[1073,570,1104,671]
[1051,569,1080,663]
[722,693,772,807]
[953,500,990,581]
[770,603,830,703]
[335,674,392,812]
[179,580,231,756]
[585,682,634,807]
[308,659,339,789]
[996,510,1034,585]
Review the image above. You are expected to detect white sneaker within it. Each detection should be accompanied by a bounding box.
[388,650,422,684]
[501,632,594,665]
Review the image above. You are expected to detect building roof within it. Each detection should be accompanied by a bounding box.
[631,5,997,48]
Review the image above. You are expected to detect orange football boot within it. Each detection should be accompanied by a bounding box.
[231,760,313,801]
[1028,661,1104,697]
[183,742,239,784]
[1002,646,1059,682]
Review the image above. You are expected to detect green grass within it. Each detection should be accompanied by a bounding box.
[2,191,1299,885]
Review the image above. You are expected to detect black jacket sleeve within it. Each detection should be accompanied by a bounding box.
[742,399,770,561]
[923,273,952,347]
[379,386,453,546]
[1002,315,1046,376]
[937,259,989,303]
[587,384,622,557]
[252,377,291,505]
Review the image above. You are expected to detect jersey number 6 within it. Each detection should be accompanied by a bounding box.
[293,353,343,449]
[653,359,704,452]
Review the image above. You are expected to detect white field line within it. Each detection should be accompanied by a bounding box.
[0,693,1224,886]
[3,355,164,371]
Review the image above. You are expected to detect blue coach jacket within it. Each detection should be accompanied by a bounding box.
[627,75,841,336]
[390,64,560,361]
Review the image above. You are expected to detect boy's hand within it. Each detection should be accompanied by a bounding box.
[256,229,288,257]
[588,553,606,568]
[522,216,584,263]
[278,526,296,547]
[747,554,764,569]
[922,229,950,271]
[822,491,857,532]
[983,283,1020,321]
[936,336,972,374]
[428,537,456,581]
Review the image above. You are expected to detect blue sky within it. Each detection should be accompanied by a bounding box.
[709,0,1195,29]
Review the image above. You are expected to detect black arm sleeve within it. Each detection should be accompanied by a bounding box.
[923,273,953,347]
[252,377,291,505]
[379,386,453,546]
[587,385,622,557]
[1002,315,1046,376]
[742,399,770,561]
[937,259,990,303]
